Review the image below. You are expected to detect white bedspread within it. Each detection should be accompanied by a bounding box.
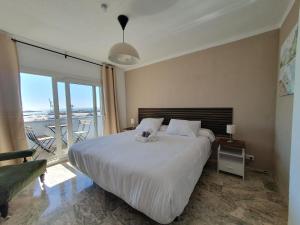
[68,130,211,224]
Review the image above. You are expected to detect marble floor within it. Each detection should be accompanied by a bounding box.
[0,162,287,225]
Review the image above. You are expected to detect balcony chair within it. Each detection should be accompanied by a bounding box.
[0,149,47,218]
[74,119,92,143]
[25,126,56,159]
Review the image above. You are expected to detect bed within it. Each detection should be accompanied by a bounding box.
[69,108,233,224]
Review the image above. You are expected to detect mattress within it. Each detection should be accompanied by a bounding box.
[68,130,211,224]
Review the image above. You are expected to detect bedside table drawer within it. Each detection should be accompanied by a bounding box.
[218,158,244,176]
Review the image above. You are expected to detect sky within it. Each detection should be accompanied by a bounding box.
[21,73,98,111]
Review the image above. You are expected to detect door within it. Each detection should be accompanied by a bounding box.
[21,73,60,162]
[69,83,97,144]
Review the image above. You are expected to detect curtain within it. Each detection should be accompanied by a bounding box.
[102,65,120,135]
[0,32,27,166]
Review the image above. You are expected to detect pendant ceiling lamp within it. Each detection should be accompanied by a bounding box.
[108,15,140,65]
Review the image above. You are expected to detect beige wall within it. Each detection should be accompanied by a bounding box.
[126,30,279,171]
[274,0,299,202]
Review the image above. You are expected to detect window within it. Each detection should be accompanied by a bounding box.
[20,72,103,163]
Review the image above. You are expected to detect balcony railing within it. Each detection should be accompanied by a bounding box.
[24,114,103,162]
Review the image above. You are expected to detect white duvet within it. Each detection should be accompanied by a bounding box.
[69,130,211,224]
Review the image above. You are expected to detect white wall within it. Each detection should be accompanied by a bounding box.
[17,42,101,83]
[289,15,300,225]
[17,42,127,129]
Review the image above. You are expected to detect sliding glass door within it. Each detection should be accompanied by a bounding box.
[70,83,95,143]
[21,73,58,161]
[20,72,103,164]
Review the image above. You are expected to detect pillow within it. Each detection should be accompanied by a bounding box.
[135,118,164,132]
[166,119,201,137]
[159,125,168,132]
[198,128,215,142]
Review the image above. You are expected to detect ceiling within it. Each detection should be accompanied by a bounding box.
[0,0,293,70]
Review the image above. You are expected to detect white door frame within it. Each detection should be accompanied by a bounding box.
[52,78,63,153]
[65,82,74,147]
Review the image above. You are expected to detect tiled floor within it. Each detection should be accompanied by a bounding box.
[0,162,287,225]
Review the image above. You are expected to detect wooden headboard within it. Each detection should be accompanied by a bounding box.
[138,108,233,136]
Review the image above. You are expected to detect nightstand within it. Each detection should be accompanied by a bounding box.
[217,138,246,180]
[122,127,135,132]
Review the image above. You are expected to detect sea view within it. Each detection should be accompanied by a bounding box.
[23,108,96,122]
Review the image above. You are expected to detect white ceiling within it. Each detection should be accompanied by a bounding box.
[0,0,294,70]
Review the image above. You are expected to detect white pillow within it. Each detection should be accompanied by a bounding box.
[198,128,215,142]
[166,119,201,137]
[135,118,164,132]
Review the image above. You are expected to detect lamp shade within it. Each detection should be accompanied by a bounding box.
[108,42,140,65]
[226,124,236,134]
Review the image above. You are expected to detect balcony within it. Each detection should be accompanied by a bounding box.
[24,110,103,163]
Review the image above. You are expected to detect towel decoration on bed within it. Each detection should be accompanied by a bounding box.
[135,129,158,143]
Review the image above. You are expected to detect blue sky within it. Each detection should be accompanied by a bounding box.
[21,73,95,111]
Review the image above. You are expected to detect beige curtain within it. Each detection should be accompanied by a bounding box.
[102,65,120,135]
[0,32,27,166]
